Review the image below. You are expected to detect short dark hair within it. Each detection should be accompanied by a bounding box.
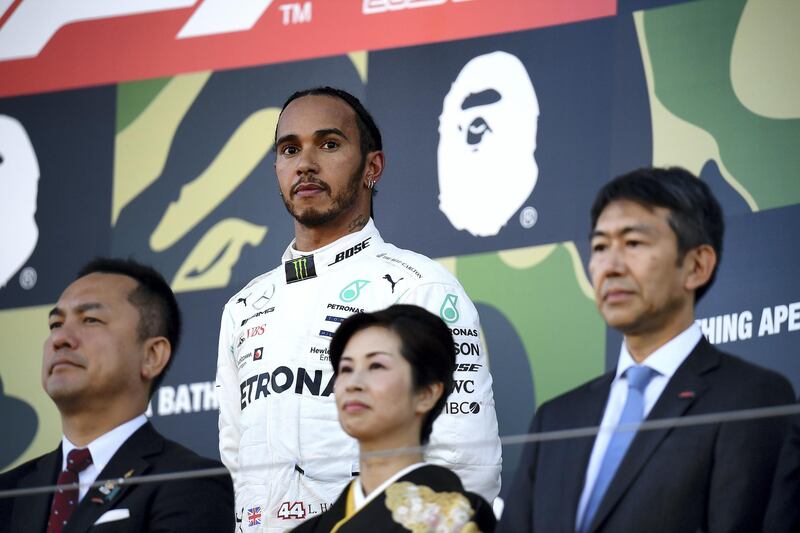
[77,258,182,397]
[278,86,382,156]
[329,304,455,445]
[590,167,725,302]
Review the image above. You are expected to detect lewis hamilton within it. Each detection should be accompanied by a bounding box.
[217,87,501,531]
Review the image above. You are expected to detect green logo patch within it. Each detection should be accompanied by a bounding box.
[440,293,459,323]
[340,280,370,303]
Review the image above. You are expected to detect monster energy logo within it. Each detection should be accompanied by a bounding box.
[285,255,317,284]
[294,258,309,278]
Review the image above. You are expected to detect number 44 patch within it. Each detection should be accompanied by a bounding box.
[278,501,306,520]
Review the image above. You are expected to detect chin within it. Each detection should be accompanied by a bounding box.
[45,384,83,406]
[294,207,340,228]
[601,311,641,333]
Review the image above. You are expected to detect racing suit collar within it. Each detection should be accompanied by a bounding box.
[282,218,382,275]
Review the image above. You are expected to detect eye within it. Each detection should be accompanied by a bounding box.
[339,365,352,374]
[280,145,299,156]
[591,242,607,253]
[369,362,385,370]
[321,140,339,150]
[48,321,63,330]
[83,316,102,324]
[466,117,492,146]
[625,240,643,248]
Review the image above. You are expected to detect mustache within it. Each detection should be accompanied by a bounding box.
[47,349,86,372]
[601,281,635,295]
[291,176,330,196]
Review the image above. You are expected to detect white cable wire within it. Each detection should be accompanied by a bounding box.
[0,402,797,500]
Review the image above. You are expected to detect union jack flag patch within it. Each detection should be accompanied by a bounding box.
[247,506,262,527]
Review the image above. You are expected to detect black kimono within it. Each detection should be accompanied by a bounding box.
[292,464,495,532]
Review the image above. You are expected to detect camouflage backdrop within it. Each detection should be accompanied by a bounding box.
[1,0,798,498]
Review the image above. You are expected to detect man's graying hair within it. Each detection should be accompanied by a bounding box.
[590,167,724,303]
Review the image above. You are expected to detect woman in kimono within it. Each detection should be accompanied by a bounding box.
[293,304,495,533]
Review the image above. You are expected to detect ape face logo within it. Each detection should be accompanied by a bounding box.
[0,115,40,288]
[437,51,539,237]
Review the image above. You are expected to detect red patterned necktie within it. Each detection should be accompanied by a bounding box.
[47,448,93,533]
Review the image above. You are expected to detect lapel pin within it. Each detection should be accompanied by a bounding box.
[98,480,116,496]
[98,470,133,503]
[678,390,696,399]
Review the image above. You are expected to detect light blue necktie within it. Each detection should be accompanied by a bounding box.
[578,365,657,533]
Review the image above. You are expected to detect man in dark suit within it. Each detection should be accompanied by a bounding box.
[764,398,800,533]
[500,167,795,532]
[0,258,233,532]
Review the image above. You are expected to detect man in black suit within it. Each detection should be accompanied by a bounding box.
[0,258,233,532]
[764,399,800,533]
[500,167,795,532]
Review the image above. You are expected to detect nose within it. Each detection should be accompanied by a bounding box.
[591,244,627,282]
[296,148,319,176]
[49,323,78,352]
[341,368,366,392]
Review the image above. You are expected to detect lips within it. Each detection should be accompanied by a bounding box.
[341,400,369,413]
[48,354,84,374]
[603,288,634,303]
[292,180,328,197]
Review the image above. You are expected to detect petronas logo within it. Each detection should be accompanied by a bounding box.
[440,293,459,323]
[340,280,369,303]
[284,255,317,284]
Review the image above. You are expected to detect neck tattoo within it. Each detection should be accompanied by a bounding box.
[348,215,369,233]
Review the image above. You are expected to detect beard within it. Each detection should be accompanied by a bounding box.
[282,158,365,228]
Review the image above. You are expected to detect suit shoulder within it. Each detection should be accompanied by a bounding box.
[156,438,226,471]
[533,372,614,421]
[0,453,52,488]
[713,349,795,399]
[542,372,614,407]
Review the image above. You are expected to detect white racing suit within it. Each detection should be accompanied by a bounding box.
[217,219,502,531]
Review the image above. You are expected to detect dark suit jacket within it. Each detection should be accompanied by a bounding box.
[500,339,795,533]
[763,400,800,533]
[0,422,233,533]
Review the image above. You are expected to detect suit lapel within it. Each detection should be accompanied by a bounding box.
[64,423,162,533]
[560,374,614,532]
[9,448,61,533]
[589,340,718,532]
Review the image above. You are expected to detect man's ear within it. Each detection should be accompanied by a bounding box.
[364,150,385,186]
[684,244,717,292]
[141,337,171,383]
[414,382,444,416]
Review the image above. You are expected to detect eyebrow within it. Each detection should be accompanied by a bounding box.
[48,302,104,319]
[461,89,502,110]
[275,128,349,148]
[340,351,394,362]
[590,224,656,239]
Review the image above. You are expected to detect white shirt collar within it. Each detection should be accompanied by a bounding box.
[616,322,703,380]
[282,218,381,268]
[61,414,148,472]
